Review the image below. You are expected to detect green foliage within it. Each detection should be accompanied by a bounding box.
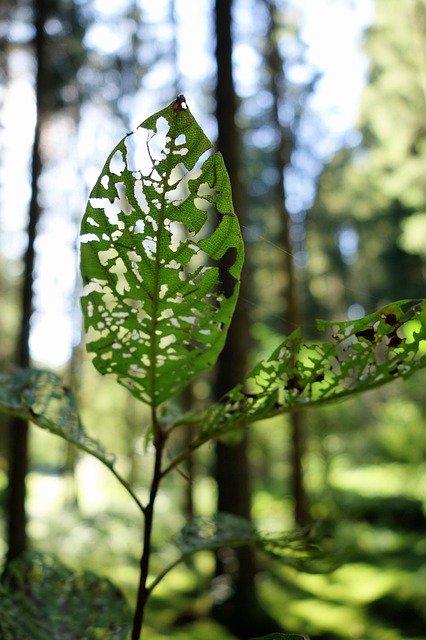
[0,368,115,469]
[307,0,426,321]
[175,513,335,574]
[0,367,145,511]
[179,299,426,439]
[80,96,243,407]
[360,0,426,215]
[0,552,131,639]
[1,98,426,639]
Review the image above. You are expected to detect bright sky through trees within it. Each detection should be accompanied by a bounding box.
[0,0,373,368]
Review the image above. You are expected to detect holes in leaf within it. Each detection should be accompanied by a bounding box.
[383,312,398,326]
[142,237,156,260]
[115,182,132,215]
[80,232,100,243]
[355,327,376,343]
[109,150,125,176]
[169,221,188,251]
[167,259,180,270]
[134,179,149,213]
[168,163,188,189]
[192,205,221,242]
[110,258,130,295]
[98,248,118,266]
[220,247,238,298]
[111,229,122,241]
[127,250,141,263]
[134,219,145,234]
[159,335,176,350]
[90,197,121,227]
[159,284,168,299]
[387,330,403,348]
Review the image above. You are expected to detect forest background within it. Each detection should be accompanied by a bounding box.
[0,0,425,639]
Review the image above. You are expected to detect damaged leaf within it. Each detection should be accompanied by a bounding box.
[80,96,243,407]
[176,299,426,439]
[0,368,115,469]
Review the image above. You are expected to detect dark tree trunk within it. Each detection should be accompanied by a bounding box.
[6,0,47,563]
[265,0,309,527]
[212,1,278,637]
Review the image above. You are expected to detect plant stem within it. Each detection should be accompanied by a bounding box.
[131,407,164,640]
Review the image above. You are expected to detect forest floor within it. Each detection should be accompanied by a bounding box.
[7,448,422,640]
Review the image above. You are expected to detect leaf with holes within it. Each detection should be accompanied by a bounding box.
[176,299,426,439]
[0,552,131,639]
[0,368,115,469]
[174,513,336,574]
[80,96,244,406]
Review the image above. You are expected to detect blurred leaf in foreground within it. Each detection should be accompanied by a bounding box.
[0,552,131,640]
[175,513,337,574]
[0,368,115,468]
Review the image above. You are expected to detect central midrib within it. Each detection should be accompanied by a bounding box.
[148,115,181,407]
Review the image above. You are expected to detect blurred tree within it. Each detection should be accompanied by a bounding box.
[5,0,49,564]
[212,0,251,626]
[4,0,86,562]
[264,0,310,527]
[307,0,426,321]
[212,1,278,637]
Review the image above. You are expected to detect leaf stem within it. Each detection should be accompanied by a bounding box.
[108,463,146,515]
[146,555,184,593]
[65,438,147,515]
[131,407,165,640]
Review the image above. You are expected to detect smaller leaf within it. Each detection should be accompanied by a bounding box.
[182,299,426,440]
[0,552,131,640]
[176,513,256,556]
[175,513,336,573]
[0,368,115,468]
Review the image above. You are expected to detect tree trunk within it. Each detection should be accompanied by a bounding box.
[212,1,278,637]
[265,0,309,527]
[5,0,47,563]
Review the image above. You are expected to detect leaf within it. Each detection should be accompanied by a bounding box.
[0,368,115,469]
[183,299,426,439]
[80,96,244,407]
[176,512,257,555]
[175,513,335,574]
[0,552,131,639]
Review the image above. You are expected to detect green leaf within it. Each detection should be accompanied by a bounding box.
[0,368,115,469]
[80,96,244,406]
[175,513,335,574]
[184,299,426,438]
[0,552,131,639]
[176,512,257,555]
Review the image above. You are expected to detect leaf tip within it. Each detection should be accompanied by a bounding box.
[172,94,188,111]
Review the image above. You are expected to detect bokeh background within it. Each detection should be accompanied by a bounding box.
[0,1,425,638]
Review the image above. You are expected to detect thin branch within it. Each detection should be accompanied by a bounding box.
[60,438,147,515]
[146,555,184,594]
[131,407,165,640]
